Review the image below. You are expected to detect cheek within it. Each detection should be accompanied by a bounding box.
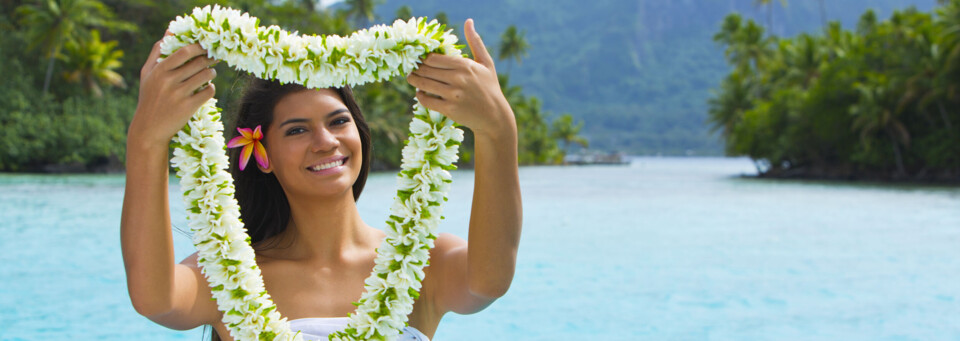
[265,139,303,171]
[346,125,363,156]
[346,127,364,169]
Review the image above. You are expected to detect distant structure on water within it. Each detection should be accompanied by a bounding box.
[563,151,630,165]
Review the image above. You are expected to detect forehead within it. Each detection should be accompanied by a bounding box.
[273,88,346,119]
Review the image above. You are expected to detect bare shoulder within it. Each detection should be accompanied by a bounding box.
[179,251,200,267]
[434,233,467,254]
[427,233,469,273]
[423,233,466,286]
[176,251,220,323]
[422,233,495,315]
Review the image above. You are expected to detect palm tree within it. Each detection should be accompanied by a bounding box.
[342,0,381,28]
[434,11,449,26]
[498,25,530,74]
[753,0,787,34]
[394,5,412,21]
[708,71,753,145]
[714,14,773,73]
[433,11,459,40]
[900,33,955,132]
[15,0,134,96]
[298,0,316,12]
[780,34,823,88]
[58,29,126,97]
[550,113,588,154]
[936,0,960,100]
[850,83,911,177]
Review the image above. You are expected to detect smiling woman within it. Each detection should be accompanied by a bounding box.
[120,5,522,341]
[228,81,373,249]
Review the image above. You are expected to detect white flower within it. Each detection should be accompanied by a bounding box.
[168,15,195,36]
[434,144,460,165]
[396,175,419,191]
[400,143,426,169]
[159,34,188,57]
[217,29,242,55]
[276,64,298,84]
[437,124,464,143]
[386,293,415,315]
[409,117,433,136]
[389,199,417,220]
[238,30,263,55]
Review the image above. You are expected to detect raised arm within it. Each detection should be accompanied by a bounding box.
[406,19,522,314]
[120,34,220,329]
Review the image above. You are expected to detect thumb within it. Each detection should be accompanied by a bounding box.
[464,19,495,70]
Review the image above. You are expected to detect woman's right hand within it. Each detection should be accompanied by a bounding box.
[129,33,218,148]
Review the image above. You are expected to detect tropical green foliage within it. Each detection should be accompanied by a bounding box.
[0,53,135,172]
[375,0,940,155]
[709,1,960,181]
[551,113,589,152]
[59,29,127,97]
[500,75,562,165]
[1,0,582,172]
[497,25,529,73]
[340,0,382,29]
[14,0,135,95]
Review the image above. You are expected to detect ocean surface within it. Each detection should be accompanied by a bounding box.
[1,157,958,340]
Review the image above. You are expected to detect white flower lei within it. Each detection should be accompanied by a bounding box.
[162,5,464,340]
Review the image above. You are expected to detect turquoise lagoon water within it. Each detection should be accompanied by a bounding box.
[1,157,958,340]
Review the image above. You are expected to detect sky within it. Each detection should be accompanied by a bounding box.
[319,0,343,9]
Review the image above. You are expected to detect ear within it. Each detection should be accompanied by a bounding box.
[257,160,273,174]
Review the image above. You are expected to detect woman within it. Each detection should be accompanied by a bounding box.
[120,19,522,340]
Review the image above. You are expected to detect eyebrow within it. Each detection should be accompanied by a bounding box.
[279,108,349,127]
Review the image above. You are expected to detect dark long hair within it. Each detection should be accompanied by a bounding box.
[206,78,372,340]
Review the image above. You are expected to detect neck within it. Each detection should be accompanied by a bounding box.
[266,189,375,263]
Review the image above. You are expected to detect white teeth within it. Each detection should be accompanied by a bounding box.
[309,159,344,171]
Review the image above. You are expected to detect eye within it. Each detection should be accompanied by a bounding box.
[332,116,351,126]
[285,127,306,136]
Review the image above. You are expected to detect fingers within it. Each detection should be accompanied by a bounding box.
[412,64,453,84]
[407,71,455,99]
[464,19,495,70]
[179,66,217,96]
[174,55,217,83]
[422,54,462,70]
[160,44,209,71]
[189,82,216,105]
[416,90,449,113]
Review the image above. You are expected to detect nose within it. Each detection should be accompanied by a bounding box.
[310,125,340,153]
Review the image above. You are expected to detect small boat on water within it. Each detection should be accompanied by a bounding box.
[563,151,631,165]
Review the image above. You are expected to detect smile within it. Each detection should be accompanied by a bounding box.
[306,156,348,174]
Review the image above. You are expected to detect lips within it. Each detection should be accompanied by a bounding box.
[306,156,348,173]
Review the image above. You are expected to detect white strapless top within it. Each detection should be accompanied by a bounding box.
[289,317,429,341]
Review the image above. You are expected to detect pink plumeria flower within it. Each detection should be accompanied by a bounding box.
[227,125,268,171]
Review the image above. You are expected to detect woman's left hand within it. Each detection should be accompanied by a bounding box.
[406,19,516,138]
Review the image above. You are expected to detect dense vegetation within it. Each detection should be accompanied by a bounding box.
[709,1,960,181]
[0,0,583,172]
[373,0,939,155]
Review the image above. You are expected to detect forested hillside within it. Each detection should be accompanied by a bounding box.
[371,0,938,155]
[1,0,582,171]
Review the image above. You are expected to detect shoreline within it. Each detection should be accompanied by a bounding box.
[748,169,960,186]
[6,156,960,186]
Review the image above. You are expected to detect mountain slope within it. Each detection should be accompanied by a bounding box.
[368,0,938,155]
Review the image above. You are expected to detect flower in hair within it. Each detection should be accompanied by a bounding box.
[227,125,268,171]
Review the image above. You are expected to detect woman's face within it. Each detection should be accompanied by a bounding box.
[260,88,363,200]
